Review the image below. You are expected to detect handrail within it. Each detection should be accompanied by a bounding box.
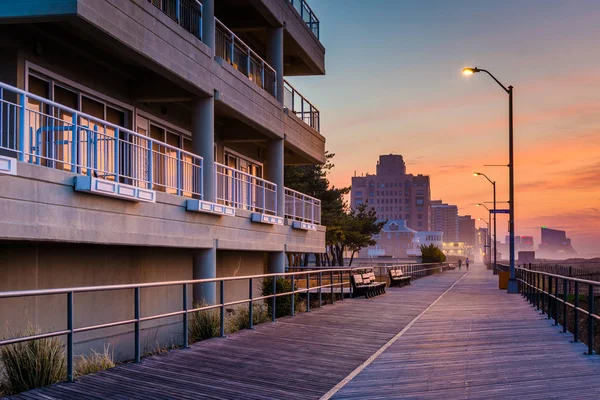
[283,80,320,132]
[148,0,203,40]
[284,186,321,224]
[0,81,203,198]
[214,162,277,215]
[288,0,320,39]
[516,265,600,356]
[214,18,277,98]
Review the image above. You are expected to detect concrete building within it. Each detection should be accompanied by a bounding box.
[414,231,444,250]
[538,227,576,258]
[431,200,458,242]
[351,154,431,231]
[476,227,490,263]
[0,0,326,358]
[360,220,417,259]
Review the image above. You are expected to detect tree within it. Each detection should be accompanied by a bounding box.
[420,244,446,263]
[344,204,386,266]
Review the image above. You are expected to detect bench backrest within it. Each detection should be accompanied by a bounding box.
[390,269,404,278]
[363,271,376,283]
[352,274,365,286]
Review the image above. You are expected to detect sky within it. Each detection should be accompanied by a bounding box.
[287,0,600,257]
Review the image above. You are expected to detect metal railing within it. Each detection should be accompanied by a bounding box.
[214,162,277,215]
[517,265,600,356]
[289,0,319,39]
[214,18,277,98]
[284,80,320,131]
[0,268,351,383]
[284,187,321,224]
[148,0,203,40]
[0,81,203,198]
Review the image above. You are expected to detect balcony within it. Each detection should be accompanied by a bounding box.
[148,0,203,40]
[289,0,320,39]
[215,162,277,215]
[285,187,321,225]
[214,18,277,98]
[284,80,320,132]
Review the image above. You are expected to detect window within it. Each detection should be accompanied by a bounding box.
[355,191,362,197]
[418,214,423,219]
[405,199,410,204]
[405,214,410,219]
[417,206,423,211]
[369,181,374,188]
[355,199,363,207]
[416,198,424,205]
[369,191,374,197]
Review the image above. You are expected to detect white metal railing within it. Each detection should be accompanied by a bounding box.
[284,80,320,132]
[214,162,277,215]
[148,0,203,40]
[289,0,319,39]
[0,81,203,198]
[214,18,277,98]
[284,187,321,224]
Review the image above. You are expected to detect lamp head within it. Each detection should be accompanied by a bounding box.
[476,203,482,207]
[473,172,481,176]
[463,67,480,76]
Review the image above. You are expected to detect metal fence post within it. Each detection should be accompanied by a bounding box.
[563,278,568,333]
[71,112,78,173]
[176,149,182,195]
[340,271,344,301]
[541,275,546,315]
[318,271,322,307]
[574,281,579,343]
[536,273,540,311]
[183,284,188,348]
[175,0,181,21]
[134,287,141,363]
[67,292,74,382]
[306,272,310,312]
[548,276,553,320]
[331,270,334,304]
[291,275,295,317]
[220,280,225,337]
[18,94,26,162]
[114,128,120,180]
[271,276,277,322]
[249,277,254,329]
[587,284,594,355]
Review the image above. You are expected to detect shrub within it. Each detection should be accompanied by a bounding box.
[230,303,270,331]
[188,302,221,343]
[261,278,301,318]
[0,326,66,395]
[75,344,115,377]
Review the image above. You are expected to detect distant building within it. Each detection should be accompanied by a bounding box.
[431,200,459,242]
[442,241,467,258]
[521,236,534,251]
[360,220,418,259]
[538,227,576,257]
[414,231,444,249]
[351,154,431,231]
[458,215,476,247]
[476,227,489,263]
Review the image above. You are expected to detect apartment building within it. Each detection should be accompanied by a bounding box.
[431,200,458,242]
[351,154,431,231]
[0,0,326,357]
[359,220,418,259]
[458,215,476,248]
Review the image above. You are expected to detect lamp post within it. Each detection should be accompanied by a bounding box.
[476,205,492,268]
[474,172,497,274]
[463,67,517,293]
[477,217,490,266]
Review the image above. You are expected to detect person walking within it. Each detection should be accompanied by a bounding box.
[458,258,462,271]
[466,257,470,271]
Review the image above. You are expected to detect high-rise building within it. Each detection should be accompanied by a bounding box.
[0,0,326,356]
[458,215,476,247]
[351,154,431,231]
[476,227,489,263]
[539,227,576,257]
[431,200,459,242]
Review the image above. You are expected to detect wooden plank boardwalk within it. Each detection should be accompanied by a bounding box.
[7,265,600,399]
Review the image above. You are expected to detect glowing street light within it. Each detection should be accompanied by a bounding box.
[473,172,497,274]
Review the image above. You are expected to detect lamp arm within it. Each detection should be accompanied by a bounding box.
[478,69,510,94]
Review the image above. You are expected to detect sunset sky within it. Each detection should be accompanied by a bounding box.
[288,0,600,256]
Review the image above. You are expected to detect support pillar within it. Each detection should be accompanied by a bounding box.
[268,251,286,274]
[192,97,214,202]
[202,0,215,52]
[267,26,284,104]
[265,139,284,217]
[193,241,217,305]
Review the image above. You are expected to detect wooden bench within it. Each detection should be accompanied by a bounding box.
[389,268,411,287]
[351,270,386,298]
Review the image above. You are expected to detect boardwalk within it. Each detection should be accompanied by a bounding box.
[8,265,600,399]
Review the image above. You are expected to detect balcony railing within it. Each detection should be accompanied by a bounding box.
[215,162,277,215]
[284,187,321,225]
[148,0,203,40]
[0,81,203,198]
[284,80,320,132]
[289,0,319,39]
[214,18,277,98]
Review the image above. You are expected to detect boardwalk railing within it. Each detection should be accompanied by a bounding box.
[288,0,319,39]
[517,265,600,356]
[215,162,277,215]
[284,187,321,224]
[284,80,320,131]
[214,18,277,98]
[148,0,203,39]
[0,81,203,197]
[0,269,353,383]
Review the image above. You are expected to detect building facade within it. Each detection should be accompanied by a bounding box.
[539,227,576,257]
[351,154,431,231]
[458,215,476,248]
[0,0,326,358]
[431,200,458,242]
[359,220,417,259]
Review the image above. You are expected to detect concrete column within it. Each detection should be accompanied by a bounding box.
[193,242,216,305]
[192,97,214,202]
[268,251,286,274]
[202,0,215,52]
[265,139,284,217]
[267,26,284,104]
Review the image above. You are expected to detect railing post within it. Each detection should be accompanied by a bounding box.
[229,33,235,63]
[18,93,26,162]
[134,287,141,363]
[272,276,277,322]
[548,276,553,321]
[318,271,322,307]
[249,277,254,329]
[536,273,540,311]
[291,274,295,316]
[574,281,579,343]
[147,141,153,189]
[563,278,568,333]
[340,271,344,301]
[67,291,74,383]
[261,61,265,89]
[541,274,546,315]
[306,272,310,312]
[176,149,182,195]
[220,280,225,337]
[114,128,120,181]
[175,0,181,21]
[71,112,78,173]
[263,182,267,214]
[587,284,594,355]
[183,283,189,348]
[330,270,334,304]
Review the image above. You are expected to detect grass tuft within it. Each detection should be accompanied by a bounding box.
[74,344,115,378]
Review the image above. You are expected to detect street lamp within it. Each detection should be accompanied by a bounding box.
[476,217,491,266]
[476,205,492,267]
[463,67,517,293]
[474,172,497,274]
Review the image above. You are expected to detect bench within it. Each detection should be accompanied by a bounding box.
[389,268,411,287]
[351,270,386,298]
